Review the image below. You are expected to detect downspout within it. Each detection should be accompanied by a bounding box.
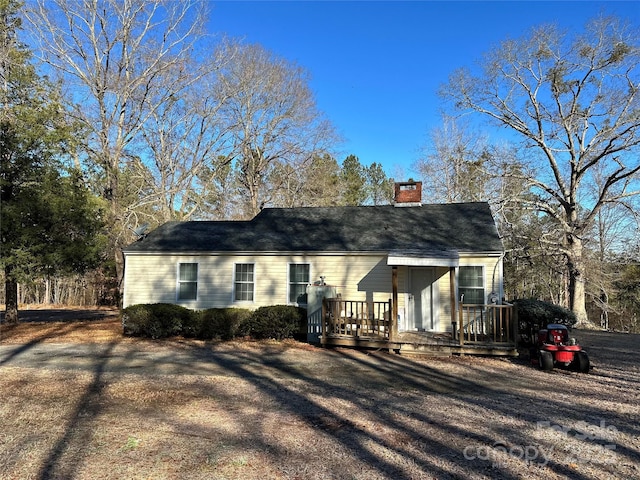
[491,252,506,303]
[449,266,457,332]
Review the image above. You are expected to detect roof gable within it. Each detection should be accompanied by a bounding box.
[123,202,503,254]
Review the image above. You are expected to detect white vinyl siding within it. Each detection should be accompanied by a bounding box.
[123,253,394,309]
[123,252,504,335]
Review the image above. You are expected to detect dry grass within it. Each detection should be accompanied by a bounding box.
[1,311,639,479]
[0,319,122,344]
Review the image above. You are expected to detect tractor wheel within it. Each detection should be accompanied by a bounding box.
[539,350,554,371]
[574,350,590,373]
[529,347,539,365]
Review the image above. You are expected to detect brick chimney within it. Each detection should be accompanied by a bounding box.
[394,181,422,207]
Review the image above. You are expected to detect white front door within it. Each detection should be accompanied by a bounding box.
[407,268,435,331]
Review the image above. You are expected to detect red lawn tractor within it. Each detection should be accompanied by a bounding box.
[532,324,590,373]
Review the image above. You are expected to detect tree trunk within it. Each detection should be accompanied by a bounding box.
[106,173,125,308]
[4,265,19,323]
[114,249,125,308]
[566,236,597,329]
[45,277,51,304]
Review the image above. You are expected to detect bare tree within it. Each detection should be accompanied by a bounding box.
[214,42,338,218]
[25,0,211,289]
[133,47,237,223]
[586,166,640,329]
[267,153,343,208]
[441,16,640,327]
[416,116,494,203]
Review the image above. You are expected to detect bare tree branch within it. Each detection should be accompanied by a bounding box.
[441,15,640,326]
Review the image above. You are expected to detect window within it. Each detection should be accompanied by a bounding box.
[178,263,198,300]
[459,266,484,304]
[289,263,310,305]
[234,263,254,302]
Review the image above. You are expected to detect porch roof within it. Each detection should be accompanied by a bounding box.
[387,250,460,267]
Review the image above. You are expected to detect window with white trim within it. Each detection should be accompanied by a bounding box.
[178,263,198,300]
[289,263,310,305]
[234,263,254,302]
[459,266,485,304]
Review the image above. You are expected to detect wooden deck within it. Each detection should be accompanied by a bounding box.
[319,298,518,357]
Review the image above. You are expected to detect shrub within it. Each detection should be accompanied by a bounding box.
[238,305,306,340]
[197,308,252,340]
[122,304,153,337]
[514,298,577,346]
[122,303,195,339]
[122,303,307,342]
[180,309,203,338]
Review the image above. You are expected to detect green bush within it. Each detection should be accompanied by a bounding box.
[122,303,195,339]
[238,305,306,340]
[179,309,202,338]
[122,303,307,342]
[197,308,252,340]
[121,304,153,337]
[514,298,577,346]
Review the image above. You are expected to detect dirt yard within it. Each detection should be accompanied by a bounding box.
[0,309,638,479]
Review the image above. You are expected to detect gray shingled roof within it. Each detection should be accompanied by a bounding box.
[122,202,503,254]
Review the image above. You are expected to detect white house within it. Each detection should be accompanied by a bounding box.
[122,182,514,354]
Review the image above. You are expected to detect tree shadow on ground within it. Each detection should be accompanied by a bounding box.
[3,323,637,479]
[36,341,119,480]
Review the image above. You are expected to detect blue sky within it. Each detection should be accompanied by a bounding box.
[208,1,639,178]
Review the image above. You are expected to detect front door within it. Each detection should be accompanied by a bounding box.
[407,268,435,331]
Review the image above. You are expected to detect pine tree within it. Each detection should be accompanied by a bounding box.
[1,0,105,322]
[340,155,367,206]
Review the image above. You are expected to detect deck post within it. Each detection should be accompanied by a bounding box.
[390,266,398,343]
[321,297,328,343]
[459,303,464,346]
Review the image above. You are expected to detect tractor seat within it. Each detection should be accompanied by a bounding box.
[546,324,569,344]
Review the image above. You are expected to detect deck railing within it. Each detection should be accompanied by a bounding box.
[320,298,516,347]
[322,298,391,339]
[458,303,517,345]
